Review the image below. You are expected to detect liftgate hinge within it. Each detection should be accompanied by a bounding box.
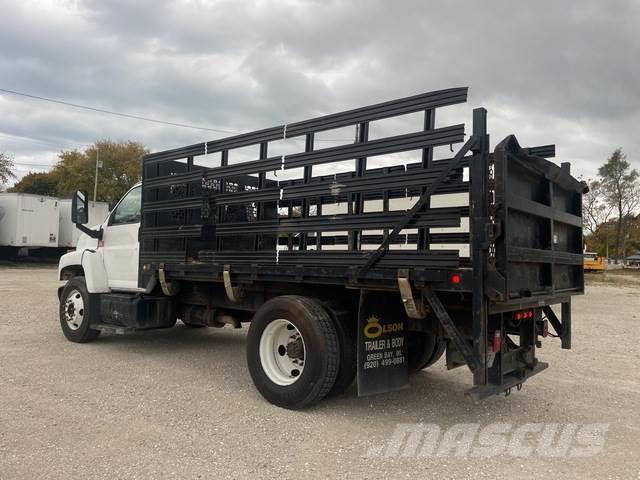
[223,265,245,303]
[397,269,429,320]
[158,263,179,296]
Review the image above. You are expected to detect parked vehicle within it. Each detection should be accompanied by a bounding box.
[0,193,59,253]
[58,199,109,248]
[583,252,605,272]
[624,254,640,269]
[57,87,587,409]
[0,193,109,257]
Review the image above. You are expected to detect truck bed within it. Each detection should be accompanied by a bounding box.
[139,87,585,306]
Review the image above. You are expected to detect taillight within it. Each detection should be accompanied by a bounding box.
[451,273,461,285]
[513,309,534,321]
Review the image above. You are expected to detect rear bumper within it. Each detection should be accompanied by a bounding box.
[465,361,549,401]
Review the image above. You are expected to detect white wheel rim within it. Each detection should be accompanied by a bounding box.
[259,319,306,386]
[63,289,84,331]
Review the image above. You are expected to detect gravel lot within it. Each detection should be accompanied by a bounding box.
[1,266,639,479]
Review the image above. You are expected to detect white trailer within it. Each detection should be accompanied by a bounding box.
[0,193,60,248]
[58,199,109,248]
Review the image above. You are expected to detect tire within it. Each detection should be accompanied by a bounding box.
[59,276,100,343]
[408,331,445,372]
[322,302,356,397]
[246,296,339,409]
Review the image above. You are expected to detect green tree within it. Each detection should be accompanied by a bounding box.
[6,140,146,201]
[9,171,59,195]
[53,140,147,202]
[598,148,640,262]
[585,220,620,258]
[0,151,16,186]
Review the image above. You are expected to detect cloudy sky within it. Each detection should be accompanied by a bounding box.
[0,0,638,185]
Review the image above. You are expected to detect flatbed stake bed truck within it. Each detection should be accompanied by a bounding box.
[58,87,587,409]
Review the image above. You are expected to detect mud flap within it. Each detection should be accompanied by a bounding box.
[357,290,409,396]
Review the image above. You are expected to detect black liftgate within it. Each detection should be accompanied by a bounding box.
[139,87,585,397]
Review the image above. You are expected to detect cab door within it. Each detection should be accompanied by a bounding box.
[101,185,142,290]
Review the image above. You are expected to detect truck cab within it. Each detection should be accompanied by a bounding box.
[58,184,177,344]
[58,183,143,293]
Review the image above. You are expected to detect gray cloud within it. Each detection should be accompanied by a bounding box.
[0,0,638,182]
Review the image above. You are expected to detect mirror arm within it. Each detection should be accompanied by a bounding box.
[75,224,103,240]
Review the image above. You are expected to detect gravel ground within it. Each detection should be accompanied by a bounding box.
[1,266,639,479]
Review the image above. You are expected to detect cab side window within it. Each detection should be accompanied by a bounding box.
[110,186,141,225]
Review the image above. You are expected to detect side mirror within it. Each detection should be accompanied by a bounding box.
[71,190,89,225]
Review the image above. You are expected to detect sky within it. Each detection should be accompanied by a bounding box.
[0,0,638,186]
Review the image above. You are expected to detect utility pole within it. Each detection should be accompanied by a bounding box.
[93,147,100,202]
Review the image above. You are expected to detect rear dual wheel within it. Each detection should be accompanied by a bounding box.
[322,302,357,397]
[246,296,355,409]
[408,331,445,372]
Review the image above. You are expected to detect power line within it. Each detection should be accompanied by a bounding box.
[0,87,238,134]
[0,132,79,170]
[0,87,355,142]
[0,131,88,150]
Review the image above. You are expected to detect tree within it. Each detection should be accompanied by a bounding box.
[9,171,58,196]
[582,179,613,236]
[53,140,146,202]
[598,148,640,262]
[628,214,640,256]
[586,219,619,258]
[7,140,146,201]
[0,151,16,186]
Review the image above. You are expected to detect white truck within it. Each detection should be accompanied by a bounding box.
[57,88,585,409]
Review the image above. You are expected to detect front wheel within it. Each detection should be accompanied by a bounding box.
[59,277,100,343]
[246,296,339,409]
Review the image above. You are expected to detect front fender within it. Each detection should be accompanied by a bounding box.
[58,249,110,293]
[58,250,84,280]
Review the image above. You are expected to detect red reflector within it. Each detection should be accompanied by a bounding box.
[515,312,522,321]
[542,319,549,337]
[492,330,501,353]
[528,310,534,318]
[98,240,105,248]
[451,274,461,285]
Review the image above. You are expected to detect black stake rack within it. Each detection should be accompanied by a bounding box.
[139,86,583,300]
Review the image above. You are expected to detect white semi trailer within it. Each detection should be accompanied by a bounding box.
[0,193,60,251]
[0,193,110,256]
